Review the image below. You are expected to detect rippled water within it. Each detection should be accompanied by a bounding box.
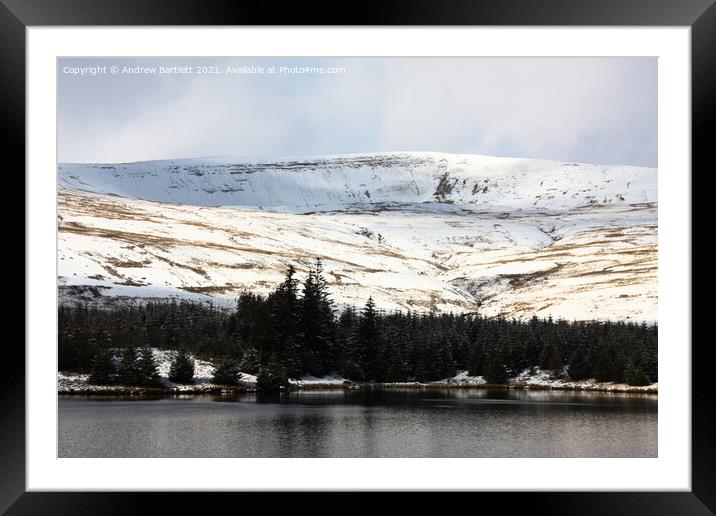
[58,388,657,458]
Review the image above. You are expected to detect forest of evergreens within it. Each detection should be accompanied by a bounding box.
[58,259,657,390]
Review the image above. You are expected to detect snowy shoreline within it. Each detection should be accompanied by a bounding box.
[58,349,656,396]
[58,371,657,395]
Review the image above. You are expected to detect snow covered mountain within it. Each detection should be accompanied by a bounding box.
[59,152,655,213]
[57,152,658,321]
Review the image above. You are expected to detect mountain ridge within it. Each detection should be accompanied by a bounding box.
[58,151,656,213]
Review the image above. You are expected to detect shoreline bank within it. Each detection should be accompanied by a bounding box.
[57,380,658,396]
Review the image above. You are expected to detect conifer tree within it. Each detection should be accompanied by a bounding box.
[212,358,243,386]
[467,338,487,377]
[380,322,409,382]
[410,336,431,382]
[335,307,358,375]
[256,357,283,392]
[235,293,274,361]
[567,344,592,380]
[88,347,116,385]
[118,346,141,386]
[449,325,470,371]
[58,330,79,372]
[639,337,658,383]
[624,360,650,386]
[282,336,303,380]
[539,341,564,373]
[239,347,260,374]
[137,347,161,387]
[484,345,508,384]
[432,332,455,380]
[299,258,336,375]
[379,339,407,382]
[354,297,380,382]
[270,265,300,370]
[168,349,195,384]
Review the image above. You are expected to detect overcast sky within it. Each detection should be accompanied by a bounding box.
[58,57,657,167]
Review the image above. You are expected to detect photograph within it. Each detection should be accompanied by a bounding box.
[55,56,659,459]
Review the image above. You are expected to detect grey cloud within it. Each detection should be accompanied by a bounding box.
[58,57,656,167]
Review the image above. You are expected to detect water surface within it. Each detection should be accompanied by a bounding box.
[58,388,657,458]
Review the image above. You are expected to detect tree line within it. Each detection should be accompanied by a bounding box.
[59,259,657,390]
[85,345,241,388]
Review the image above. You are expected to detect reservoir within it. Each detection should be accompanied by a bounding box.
[58,388,657,458]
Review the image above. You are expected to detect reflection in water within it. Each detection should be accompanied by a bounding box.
[59,389,657,458]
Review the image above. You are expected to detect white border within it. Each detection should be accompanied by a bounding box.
[27,27,691,491]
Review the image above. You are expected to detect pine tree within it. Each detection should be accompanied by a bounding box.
[58,329,79,372]
[467,337,487,377]
[270,265,301,371]
[432,332,455,380]
[484,344,508,384]
[450,325,470,372]
[234,293,274,364]
[335,307,357,375]
[380,322,408,382]
[239,347,260,374]
[410,336,431,382]
[354,297,380,382]
[212,359,242,386]
[567,344,592,380]
[624,360,650,386]
[256,357,283,392]
[88,347,116,385]
[539,341,564,373]
[76,330,101,373]
[299,258,336,375]
[117,346,141,386]
[341,360,364,381]
[282,336,303,380]
[592,333,626,382]
[137,347,161,387]
[168,349,195,384]
[380,339,407,382]
[644,334,658,382]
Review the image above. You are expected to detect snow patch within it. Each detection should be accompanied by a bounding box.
[510,367,658,393]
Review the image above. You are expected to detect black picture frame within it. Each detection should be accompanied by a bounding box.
[5,0,711,513]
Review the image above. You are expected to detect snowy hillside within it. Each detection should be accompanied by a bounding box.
[57,152,658,321]
[59,152,655,213]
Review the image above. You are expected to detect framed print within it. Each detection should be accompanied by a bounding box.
[6,0,713,513]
